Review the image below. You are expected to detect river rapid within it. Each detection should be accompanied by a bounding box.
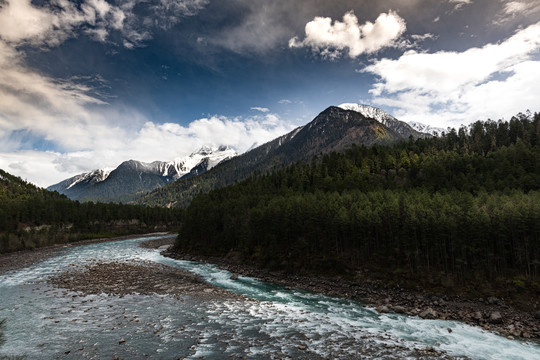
[0,235,539,359]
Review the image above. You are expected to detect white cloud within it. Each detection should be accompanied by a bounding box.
[495,0,540,22]
[0,151,67,188]
[250,106,270,113]
[289,10,406,59]
[0,110,297,187]
[449,0,473,11]
[0,0,208,49]
[503,1,527,14]
[363,22,540,127]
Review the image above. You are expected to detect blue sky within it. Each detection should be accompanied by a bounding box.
[1,0,539,186]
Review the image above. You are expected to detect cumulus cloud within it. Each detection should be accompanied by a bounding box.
[289,11,406,59]
[362,22,540,127]
[250,106,270,112]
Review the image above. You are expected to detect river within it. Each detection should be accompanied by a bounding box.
[1,235,539,359]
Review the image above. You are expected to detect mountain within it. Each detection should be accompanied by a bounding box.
[47,146,236,202]
[337,103,425,138]
[137,105,424,208]
[1,168,51,199]
[407,121,446,136]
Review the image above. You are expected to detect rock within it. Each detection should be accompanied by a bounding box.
[472,311,483,321]
[489,311,503,324]
[119,338,126,344]
[534,311,540,320]
[376,305,391,313]
[230,273,239,281]
[419,308,438,319]
[487,297,499,305]
[393,305,406,314]
[298,344,306,350]
[447,328,452,333]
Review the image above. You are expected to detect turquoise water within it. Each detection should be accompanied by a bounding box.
[1,235,539,359]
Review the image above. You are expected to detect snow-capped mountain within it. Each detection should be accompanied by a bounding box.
[407,121,446,136]
[47,145,237,202]
[337,103,424,138]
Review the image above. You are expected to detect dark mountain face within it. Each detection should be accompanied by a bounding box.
[48,160,175,203]
[137,106,422,208]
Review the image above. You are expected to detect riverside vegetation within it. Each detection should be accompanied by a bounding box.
[176,111,540,304]
[0,169,184,254]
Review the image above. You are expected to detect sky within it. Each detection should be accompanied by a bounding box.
[0,0,539,187]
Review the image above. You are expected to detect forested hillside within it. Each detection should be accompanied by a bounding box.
[176,112,540,293]
[0,170,183,254]
[137,106,423,208]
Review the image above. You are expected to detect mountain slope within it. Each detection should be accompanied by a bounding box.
[48,146,236,202]
[0,168,181,254]
[137,105,422,208]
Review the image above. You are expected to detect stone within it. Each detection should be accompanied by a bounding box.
[419,308,438,319]
[376,305,391,313]
[119,338,126,344]
[472,311,483,321]
[489,311,503,324]
[230,273,239,281]
[487,297,499,305]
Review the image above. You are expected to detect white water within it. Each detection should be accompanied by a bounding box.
[1,235,539,359]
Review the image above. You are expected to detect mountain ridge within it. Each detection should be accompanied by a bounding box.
[137,105,423,208]
[47,145,237,202]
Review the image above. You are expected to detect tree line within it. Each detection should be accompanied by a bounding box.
[176,112,540,286]
[0,170,183,253]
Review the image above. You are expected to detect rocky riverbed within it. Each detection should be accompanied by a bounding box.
[47,260,239,300]
[165,250,540,341]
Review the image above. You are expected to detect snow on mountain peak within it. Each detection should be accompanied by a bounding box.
[337,103,397,127]
[65,167,114,190]
[339,103,445,136]
[406,121,445,136]
[169,145,237,179]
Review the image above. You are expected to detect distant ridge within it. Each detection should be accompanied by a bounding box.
[137,105,423,208]
[47,146,237,202]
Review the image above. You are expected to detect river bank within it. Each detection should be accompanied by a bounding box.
[0,232,175,275]
[2,233,539,343]
[164,247,540,341]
